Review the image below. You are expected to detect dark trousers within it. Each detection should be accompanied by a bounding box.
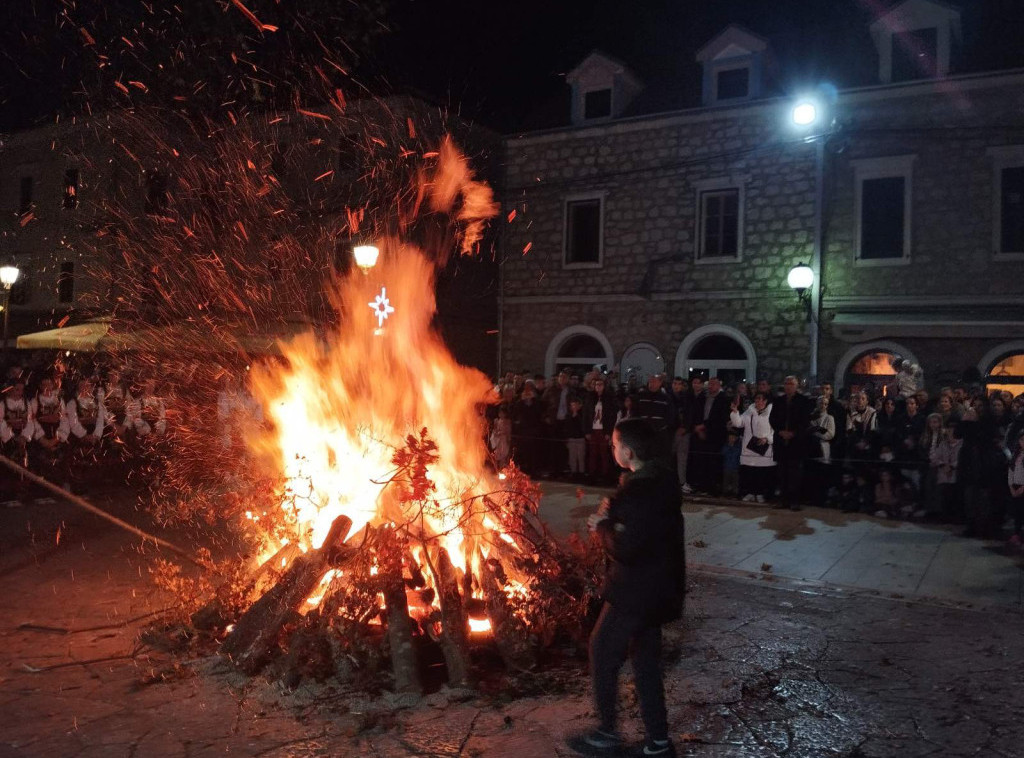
[776,453,804,506]
[1010,493,1024,536]
[687,439,722,494]
[590,602,668,742]
[738,465,775,497]
[586,431,611,480]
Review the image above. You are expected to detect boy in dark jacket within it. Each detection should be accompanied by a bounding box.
[567,418,685,758]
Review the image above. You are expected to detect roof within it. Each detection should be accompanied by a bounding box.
[507,0,1024,133]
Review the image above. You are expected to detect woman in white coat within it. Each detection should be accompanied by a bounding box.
[730,391,775,503]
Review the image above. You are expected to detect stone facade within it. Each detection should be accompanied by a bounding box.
[499,71,1024,390]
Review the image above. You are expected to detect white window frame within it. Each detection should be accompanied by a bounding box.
[987,145,1024,261]
[562,191,605,269]
[674,324,757,381]
[694,176,746,264]
[853,155,916,267]
[581,86,614,122]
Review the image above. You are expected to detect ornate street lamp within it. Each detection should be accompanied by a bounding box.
[352,245,380,272]
[787,262,814,322]
[1,264,21,351]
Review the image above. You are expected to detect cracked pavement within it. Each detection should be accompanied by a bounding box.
[1,489,1022,757]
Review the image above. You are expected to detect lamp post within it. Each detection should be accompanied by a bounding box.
[1,265,20,352]
[788,93,836,385]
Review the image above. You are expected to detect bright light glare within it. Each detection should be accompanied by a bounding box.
[0,265,19,286]
[352,245,380,270]
[791,102,818,126]
[787,263,814,291]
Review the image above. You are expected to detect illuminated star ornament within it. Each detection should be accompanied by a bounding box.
[368,287,395,328]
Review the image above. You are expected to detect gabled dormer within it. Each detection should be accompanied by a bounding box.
[566,52,643,126]
[696,25,769,106]
[870,0,962,84]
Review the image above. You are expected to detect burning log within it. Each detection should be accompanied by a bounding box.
[434,547,471,687]
[383,576,421,694]
[221,514,355,674]
[479,555,534,671]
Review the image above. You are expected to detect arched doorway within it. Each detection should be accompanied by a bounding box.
[674,325,756,385]
[834,341,921,396]
[979,342,1024,398]
[620,342,665,392]
[544,325,614,379]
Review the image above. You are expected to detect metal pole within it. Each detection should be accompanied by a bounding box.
[809,139,825,385]
[2,287,10,352]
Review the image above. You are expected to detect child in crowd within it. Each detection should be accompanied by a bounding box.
[873,468,899,519]
[564,397,587,479]
[721,427,742,497]
[568,418,684,758]
[932,424,963,521]
[489,406,512,470]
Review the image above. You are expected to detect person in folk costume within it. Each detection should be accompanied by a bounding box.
[65,377,106,486]
[1,378,34,463]
[99,368,133,443]
[30,376,69,477]
[129,377,167,439]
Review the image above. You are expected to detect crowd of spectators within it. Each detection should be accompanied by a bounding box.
[488,366,1024,548]
[0,352,262,495]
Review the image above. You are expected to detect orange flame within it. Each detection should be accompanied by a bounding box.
[246,141,513,630]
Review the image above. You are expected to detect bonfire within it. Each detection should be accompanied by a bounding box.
[152,139,602,694]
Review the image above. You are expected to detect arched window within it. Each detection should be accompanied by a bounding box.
[544,325,614,379]
[620,342,665,392]
[674,325,756,385]
[834,341,921,395]
[979,343,1024,398]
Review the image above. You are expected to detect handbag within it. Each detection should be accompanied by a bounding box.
[746,436,770,456]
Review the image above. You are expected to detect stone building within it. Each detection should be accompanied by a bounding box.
[498,0,1024,397]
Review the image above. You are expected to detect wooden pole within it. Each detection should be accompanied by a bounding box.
[0,453,203,568]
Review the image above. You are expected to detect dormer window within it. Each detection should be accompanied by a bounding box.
[892,26,938,82]
[870,0,961,84]
[716,68,750,100]
[583,88,613,120]
[566,52,643,126]
[696,25,769,107]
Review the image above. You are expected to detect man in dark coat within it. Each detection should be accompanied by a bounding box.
[687,376,731,495]
[769,375,813,510]
[566,418,685,758]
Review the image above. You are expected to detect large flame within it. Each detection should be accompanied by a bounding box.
[244,140,509,633]
[249,243,495,556]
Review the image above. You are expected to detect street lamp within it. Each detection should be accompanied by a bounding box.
[1,264,21,351]
[787,262,814,322]
[352,244,380,272]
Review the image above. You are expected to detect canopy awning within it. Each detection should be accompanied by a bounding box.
[15,317,319,355]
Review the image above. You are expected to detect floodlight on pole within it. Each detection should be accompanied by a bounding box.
[791,101,818,127]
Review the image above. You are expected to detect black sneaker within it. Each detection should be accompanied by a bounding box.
[636,739,677,757]
[565,729,625,756]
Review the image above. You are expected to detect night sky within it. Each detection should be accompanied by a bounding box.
[4,0,1024,133]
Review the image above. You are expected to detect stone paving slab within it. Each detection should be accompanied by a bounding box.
[1,485,1023,756]
[538,482,1024,609]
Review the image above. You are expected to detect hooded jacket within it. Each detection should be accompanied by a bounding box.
[595,463,686,624]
